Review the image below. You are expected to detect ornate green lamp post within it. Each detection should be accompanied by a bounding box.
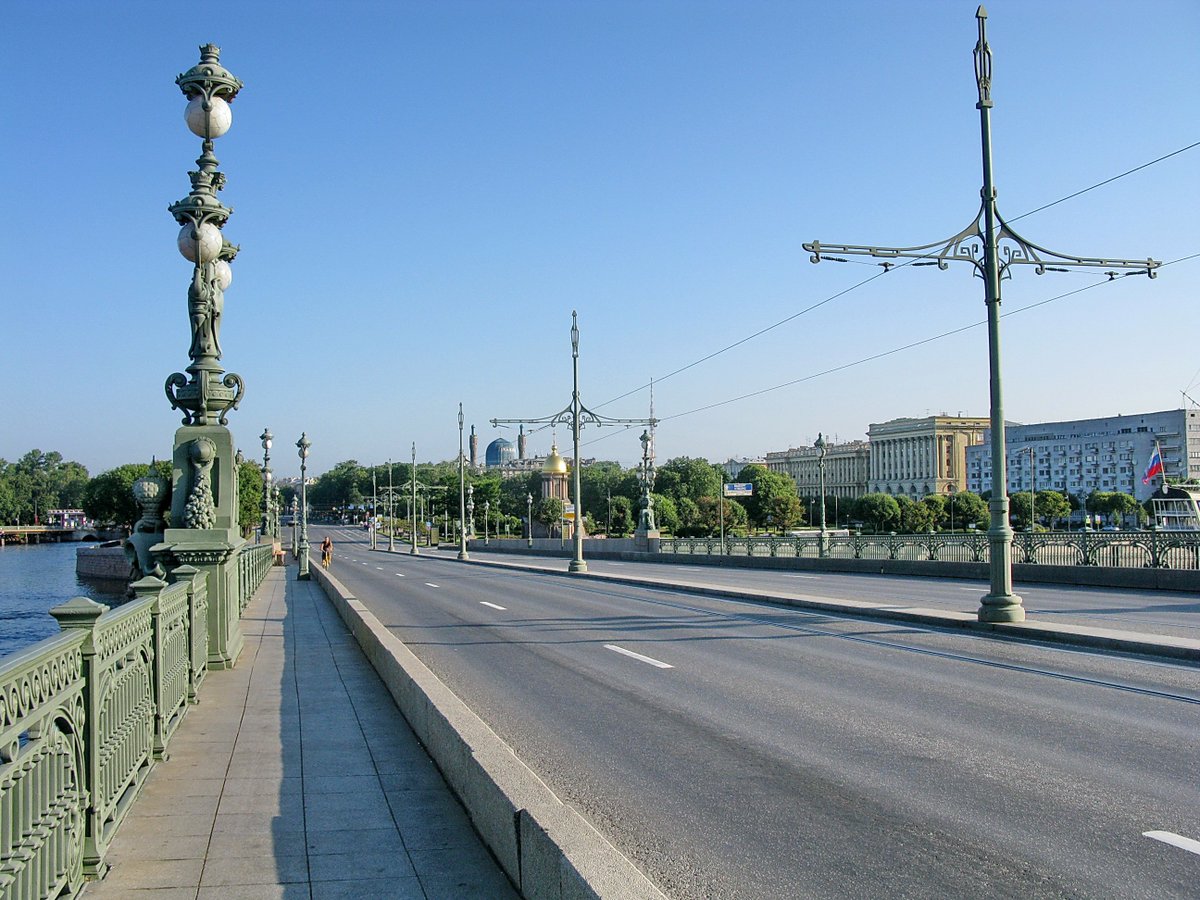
[636,427,658,543]
[290,496,298,555]
[803,8,1158,622]
[158,44,247,669]
[527,492,533,548]
[260,428,272,540]
[458,404,469,561]
[166,45,244,429]
[467,485,475,539]
[297,433,311,579]
[484,499,490,545]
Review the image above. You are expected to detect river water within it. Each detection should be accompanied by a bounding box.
[0,542,129,657]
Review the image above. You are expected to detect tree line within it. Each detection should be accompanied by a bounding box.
[0,447,1155,538]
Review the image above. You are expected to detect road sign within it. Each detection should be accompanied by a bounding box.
[724,483,753,497]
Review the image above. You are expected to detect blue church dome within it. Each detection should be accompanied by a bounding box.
[486,438,516,468]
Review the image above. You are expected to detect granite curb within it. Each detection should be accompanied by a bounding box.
[310,563,667,900]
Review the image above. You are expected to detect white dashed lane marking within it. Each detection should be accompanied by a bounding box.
[604,644,673,669]
[480,602,507,611]
[1144,831,1200,856]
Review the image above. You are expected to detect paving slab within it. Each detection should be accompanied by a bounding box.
[85,565,517,900]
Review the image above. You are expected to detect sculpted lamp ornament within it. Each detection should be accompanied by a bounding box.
[165,44,245,427]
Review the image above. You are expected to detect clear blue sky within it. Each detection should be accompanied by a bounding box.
[5,0,1198,480]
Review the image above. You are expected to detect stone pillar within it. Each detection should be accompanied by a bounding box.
[155,424,245,669]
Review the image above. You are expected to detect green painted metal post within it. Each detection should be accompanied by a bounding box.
[410,442,419,555]
[458,404,469,561]
[802,7,1157,623]
[297,433,311,579]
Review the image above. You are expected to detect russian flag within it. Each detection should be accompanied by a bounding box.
[1142,445,1163,485]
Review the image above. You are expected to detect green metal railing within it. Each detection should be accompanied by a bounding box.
[661,530,1200,569]
[0,541,268,896]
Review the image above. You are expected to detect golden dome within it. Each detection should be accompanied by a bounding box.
[542,443,568,475]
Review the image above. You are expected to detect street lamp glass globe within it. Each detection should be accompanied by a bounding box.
[184,95,232,139]
[177,222,223,263]
[213,258,233,290]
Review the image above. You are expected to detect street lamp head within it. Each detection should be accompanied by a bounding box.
[571,310,580,358]
[297,433,310,460]
[261,428,272,451]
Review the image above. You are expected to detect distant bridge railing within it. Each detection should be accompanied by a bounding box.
[660,530,1200,570]
[0,541,272,896]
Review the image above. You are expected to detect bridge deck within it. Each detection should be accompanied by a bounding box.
[85,564,515,899]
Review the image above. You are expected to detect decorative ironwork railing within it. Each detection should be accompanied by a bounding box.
[239,543,273,613]
[0,538,276,893]
[660,530,1200,569]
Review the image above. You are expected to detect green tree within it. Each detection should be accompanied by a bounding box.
[854,493,901,532]
[901,496,936,532]
[608,494,634,536]
[499,471,542,519]
[537,497,564,536]
[1035,490,1071,528]
[83,463,164,530]
[696,495,748,537]
[734,464,800,531]
[309,460,367,517]
[238,460,264,536]
[920,495,948,530]
[947,491,988,530]
[675,497,704,536]
[656,457,724,507]
[579,461,625,519]
[651,493,680,535]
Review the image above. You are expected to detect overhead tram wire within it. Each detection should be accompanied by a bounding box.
[590,140,1200,414]
[581,251,1200,446]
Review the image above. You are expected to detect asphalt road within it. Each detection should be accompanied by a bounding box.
[315,528,1200,899]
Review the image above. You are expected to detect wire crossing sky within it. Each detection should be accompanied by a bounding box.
[4,1,1198,477]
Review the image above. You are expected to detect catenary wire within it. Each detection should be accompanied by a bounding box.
[592,140,1200,413]
[581,252,1199,448]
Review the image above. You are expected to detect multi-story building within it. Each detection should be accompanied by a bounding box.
[719,457,766,478]
[867,415,990,498]
[765,440,871,500]
[965,408,1200,503]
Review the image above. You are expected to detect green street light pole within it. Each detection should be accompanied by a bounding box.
[410,442,419,555]
[458,403,469,561]
[1026,446,1036,532]
[387,459,395,552]
[492,311,655,574]
[370,467,378,551]
[297,433,311,580]
[815,432,828,556]
[802,6,1158,623]
[526,492,533,548]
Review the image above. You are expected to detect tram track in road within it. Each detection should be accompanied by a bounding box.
[328,546,1200,709]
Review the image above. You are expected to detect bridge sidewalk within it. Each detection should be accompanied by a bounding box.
[85,564,517,900]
